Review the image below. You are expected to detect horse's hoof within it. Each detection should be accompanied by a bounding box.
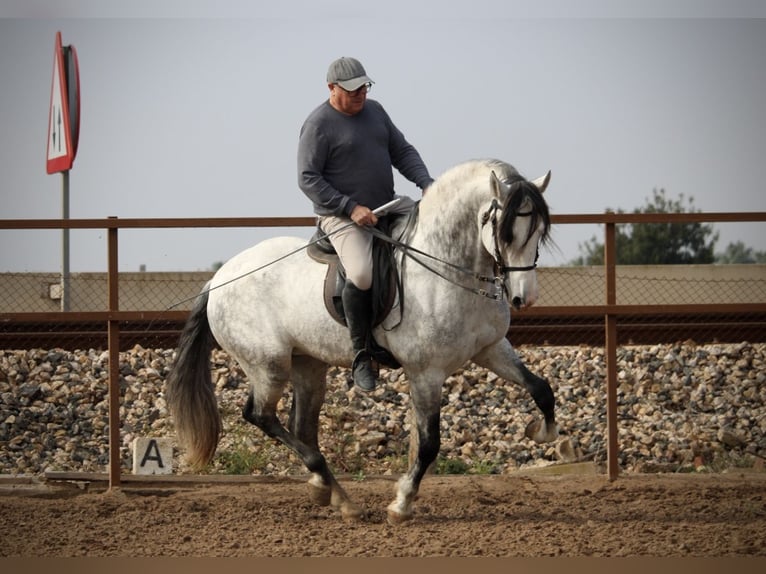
[526,419,558,443]
[386,500,413,525]
[340,501,365,522]
[555,437,576,462]
[386,508,413,525]
[307,482,332,507]
[524,419,543,441]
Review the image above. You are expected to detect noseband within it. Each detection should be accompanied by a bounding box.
[481,199,539,276]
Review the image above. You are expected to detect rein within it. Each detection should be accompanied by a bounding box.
[367,199,538,302]
[166,197,539,311]
[367,224,505,301]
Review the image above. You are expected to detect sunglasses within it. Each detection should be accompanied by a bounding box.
[336,82,372,96]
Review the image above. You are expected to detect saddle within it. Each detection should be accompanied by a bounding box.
[306,215,408,369]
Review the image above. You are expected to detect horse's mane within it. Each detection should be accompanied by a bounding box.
[424,159,514,203]
[422,159,550,248]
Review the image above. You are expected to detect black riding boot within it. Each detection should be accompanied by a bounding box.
[341,281,378,392]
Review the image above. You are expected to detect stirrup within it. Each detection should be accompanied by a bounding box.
[350,351,378,392]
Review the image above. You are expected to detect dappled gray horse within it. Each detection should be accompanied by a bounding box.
[167,158,557,523]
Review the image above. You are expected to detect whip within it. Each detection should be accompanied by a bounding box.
[165,198,404,310]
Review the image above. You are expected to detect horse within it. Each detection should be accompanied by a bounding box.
[166,158,558,523]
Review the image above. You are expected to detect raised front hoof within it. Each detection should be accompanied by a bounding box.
[340,501,366,522]
[525,418,558,443]
[307,481,332,507]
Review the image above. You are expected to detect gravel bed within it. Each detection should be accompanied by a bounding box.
[1,342,764,477]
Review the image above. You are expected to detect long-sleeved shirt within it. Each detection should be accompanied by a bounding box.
[297,99,433,217]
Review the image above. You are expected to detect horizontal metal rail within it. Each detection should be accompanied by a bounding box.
[2,211,765,487]
[2,211,765,229]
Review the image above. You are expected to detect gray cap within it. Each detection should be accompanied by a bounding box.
[326,57,374,91]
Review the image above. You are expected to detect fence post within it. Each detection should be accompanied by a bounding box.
[107,217,121,489]
[604,216,619,480]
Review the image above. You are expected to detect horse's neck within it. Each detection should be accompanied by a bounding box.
[414,188,493,270]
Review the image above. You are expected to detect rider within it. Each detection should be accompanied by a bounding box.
[297,56,434,392]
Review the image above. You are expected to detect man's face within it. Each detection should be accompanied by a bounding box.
[329,83,369,115]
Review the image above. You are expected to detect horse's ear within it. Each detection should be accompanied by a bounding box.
[489,170,505,199]
[531,170,552,194]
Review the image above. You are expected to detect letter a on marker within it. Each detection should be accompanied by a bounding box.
[140,439,165,468]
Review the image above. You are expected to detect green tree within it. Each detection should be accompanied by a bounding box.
[570,189,719,265]
[715,241,766,264]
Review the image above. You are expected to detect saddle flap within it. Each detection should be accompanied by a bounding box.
[306,228,337,264]
[309,226,398,327]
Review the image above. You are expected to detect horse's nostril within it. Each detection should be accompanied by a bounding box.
[511,296,523,309]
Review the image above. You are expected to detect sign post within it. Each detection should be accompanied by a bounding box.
[46,31,80,311]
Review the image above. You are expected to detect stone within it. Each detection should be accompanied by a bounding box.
[717,427,746,448]
[0,342,763,477]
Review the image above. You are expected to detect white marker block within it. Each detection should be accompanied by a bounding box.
[132,437,173,475]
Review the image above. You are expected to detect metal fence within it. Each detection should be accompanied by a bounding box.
[1,212,765,486]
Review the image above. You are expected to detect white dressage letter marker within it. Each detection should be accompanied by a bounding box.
[132,437,173,475]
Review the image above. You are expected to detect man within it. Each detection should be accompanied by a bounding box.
[298,56,433,392]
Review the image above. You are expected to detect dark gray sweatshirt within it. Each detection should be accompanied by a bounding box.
[297,99,433,217]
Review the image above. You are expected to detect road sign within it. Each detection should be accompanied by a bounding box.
[46,31,80,174]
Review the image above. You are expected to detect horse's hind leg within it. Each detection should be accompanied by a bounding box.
[473,338,558,442]
[241,356,363,521]
[287,356,364,520]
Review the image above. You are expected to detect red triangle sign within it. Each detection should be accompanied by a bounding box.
[47,31,74,174]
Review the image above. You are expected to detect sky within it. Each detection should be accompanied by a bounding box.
[1,1,765,272]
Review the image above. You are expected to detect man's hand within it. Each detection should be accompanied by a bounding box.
[350,204,378,226]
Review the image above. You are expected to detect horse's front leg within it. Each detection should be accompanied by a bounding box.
[387,370,442,524]
[473,338,558,443]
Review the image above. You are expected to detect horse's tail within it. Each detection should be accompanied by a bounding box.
[165,287,221,470]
